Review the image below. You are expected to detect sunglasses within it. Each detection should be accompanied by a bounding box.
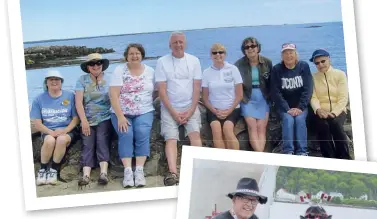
[314,60,327,65]
[88,60,103,66]
[212,51,225,55]
[243,44,258,50]
[282,43,296,49]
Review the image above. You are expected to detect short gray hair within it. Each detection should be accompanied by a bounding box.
[169,31,186,42]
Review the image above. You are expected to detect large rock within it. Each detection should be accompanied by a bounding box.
[30,98,354,182]
[24,46,115,69]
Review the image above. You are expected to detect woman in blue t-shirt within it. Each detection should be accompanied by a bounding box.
[270,43,313,155]
[30,70,79,186]
[75,53,112,186]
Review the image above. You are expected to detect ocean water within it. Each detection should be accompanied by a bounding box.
[24,22,346,104]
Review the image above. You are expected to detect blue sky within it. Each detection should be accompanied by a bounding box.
[20,0,342,42]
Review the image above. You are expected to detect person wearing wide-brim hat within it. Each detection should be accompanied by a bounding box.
[80,53,110,73]
[309,49,352,160]
[30,70,79,186]
[213,177,267,219]
[75,53,112,187]
[300,205,332,219]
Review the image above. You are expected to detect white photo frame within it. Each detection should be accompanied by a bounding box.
[176,146,377,219]
[6,0,178,211]
[6,0,366,211]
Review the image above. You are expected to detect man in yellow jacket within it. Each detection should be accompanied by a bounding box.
[309,49,351,159]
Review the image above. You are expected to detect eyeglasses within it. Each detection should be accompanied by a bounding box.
[243,44,258,50]
[237,196,259,206]
[314,60,327,65]
[211,51,225,55]
[88,60,103,66]
[282,43,296,49]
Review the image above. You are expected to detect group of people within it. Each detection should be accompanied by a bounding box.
[30,31,352,188]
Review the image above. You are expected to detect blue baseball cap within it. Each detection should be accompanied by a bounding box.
[309,49,330,62]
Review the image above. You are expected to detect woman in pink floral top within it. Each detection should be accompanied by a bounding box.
[109,43,156,188]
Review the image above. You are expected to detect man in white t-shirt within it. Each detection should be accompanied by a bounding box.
[155,31,202,186]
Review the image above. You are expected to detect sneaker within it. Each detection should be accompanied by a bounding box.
[98,173,109,185]
[36,169,47,186]
[123,168,134,188]
[46,168,58,185]
[134,169,146,187]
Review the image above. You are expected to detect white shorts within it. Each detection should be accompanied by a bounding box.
[160,105,201,140]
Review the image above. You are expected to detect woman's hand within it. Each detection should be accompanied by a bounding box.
[118,115,130,133]
[54,128,67,136]
[217,109,232,120]
[81,120,91,136]
[288,108,302,116]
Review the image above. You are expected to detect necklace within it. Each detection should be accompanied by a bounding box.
[171,54,189,73]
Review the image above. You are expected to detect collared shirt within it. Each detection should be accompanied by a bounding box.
[202,61,243,110]
[310,66,348,116]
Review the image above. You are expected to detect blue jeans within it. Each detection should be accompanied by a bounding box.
[280,109,308,155]
[110,111,154,158]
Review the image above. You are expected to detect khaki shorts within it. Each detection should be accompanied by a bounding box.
[160,105,201,140]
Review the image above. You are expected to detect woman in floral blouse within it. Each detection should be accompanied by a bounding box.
[109,43,156,188]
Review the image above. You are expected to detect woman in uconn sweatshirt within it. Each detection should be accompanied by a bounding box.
[270,43,313,155]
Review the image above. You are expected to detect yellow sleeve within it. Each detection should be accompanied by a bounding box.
[331,71,349,116]
[310,76,321,114]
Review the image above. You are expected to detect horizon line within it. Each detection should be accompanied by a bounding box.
[23,20,342,44]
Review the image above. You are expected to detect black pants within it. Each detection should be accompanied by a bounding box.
[315,112,351,159]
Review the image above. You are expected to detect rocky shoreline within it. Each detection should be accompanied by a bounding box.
[24,45,160,70]
[30,98,354,184]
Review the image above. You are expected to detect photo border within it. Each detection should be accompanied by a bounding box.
[6,0,177,211]
[176,146,377,219]
[6,0,366,211]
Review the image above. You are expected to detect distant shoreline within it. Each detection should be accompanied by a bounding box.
[274,200,377,210]
[23,21,341,44]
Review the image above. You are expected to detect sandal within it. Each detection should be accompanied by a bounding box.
[98,173,109,185]
[164,172,179,186]
[78,175,90,187]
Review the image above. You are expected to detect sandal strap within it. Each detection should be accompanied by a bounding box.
[164,172,179,186]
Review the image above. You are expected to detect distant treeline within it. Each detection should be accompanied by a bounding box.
[276,167,377,200]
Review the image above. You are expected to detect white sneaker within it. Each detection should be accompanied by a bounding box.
[134,169,146,187]
[123,168,134,188]
[36,169,47,186]
[46,168,58,185]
